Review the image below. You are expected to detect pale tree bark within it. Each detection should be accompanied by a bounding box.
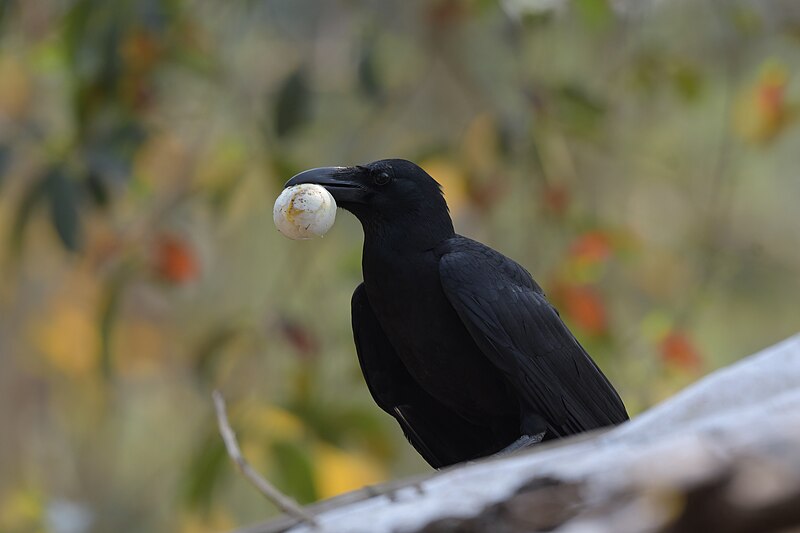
[232,333,800,533]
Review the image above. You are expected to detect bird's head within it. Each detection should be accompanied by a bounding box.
[284,159,454,241]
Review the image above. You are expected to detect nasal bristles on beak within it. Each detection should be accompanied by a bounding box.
[355,165,369,172]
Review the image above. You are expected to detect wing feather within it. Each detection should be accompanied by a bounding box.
[438,238,628,437]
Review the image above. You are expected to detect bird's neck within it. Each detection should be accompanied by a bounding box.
[361,211,455,254]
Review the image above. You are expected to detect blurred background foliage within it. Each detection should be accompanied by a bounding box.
[1,0,799,531]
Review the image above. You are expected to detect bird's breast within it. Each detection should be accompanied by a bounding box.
[362,251,514,421]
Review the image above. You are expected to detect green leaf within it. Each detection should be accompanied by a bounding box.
[671,63,704,102]
[573,0,613,30]
[0,143,9,191]
[270,440,317,504]
[183,431,229,511]
[46,168,82,252]
[730,5,763,36]
[8,173,49,256]
[271,154,304,188]
[0,0,11,29]
[274,67,311,138]
[555,83,606,133]
[193,326,242,385]
[357,42,383,102]
[98,266,133,379]
[328,406,394,458]
[85,173,110,208]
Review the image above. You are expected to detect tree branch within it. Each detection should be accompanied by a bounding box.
[212,390,318,528]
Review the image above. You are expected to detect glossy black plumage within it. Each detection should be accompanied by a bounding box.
[286,159,628,468]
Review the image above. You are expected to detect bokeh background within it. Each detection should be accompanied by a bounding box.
[1,0,799,531]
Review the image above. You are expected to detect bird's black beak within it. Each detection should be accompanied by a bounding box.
[284,167,367,205]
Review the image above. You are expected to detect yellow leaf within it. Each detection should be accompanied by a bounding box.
[0,56,32,120]
[32,304,98,377]
[179,506,234,533]
[734,61,794,144]
[252,405,305,441]
[460,113,500,175]
[0,488,44,532]
[237,405,306,471]
[419,158,468,217]
[313,443,387,499]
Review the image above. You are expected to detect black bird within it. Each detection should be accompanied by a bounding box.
[285,159,628,468]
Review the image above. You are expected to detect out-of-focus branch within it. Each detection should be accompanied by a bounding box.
[212,390,318,528]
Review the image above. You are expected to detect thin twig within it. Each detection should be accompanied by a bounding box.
[212,390,318,527]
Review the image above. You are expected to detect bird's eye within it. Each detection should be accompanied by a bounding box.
[373,171,391,186]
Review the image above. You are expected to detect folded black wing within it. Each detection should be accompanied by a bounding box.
[437,237,628,438]
[351,283,497,468]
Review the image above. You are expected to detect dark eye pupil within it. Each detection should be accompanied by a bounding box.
[374,172,390,185]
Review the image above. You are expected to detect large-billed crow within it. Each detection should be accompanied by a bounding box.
[285,159,628,468]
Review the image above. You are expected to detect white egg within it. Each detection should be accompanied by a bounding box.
[273,184,337,240]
